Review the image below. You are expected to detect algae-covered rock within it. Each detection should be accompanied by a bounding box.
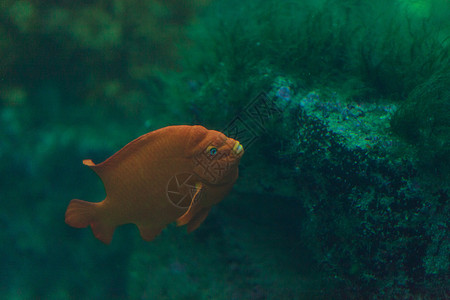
[275,87,449,298]
[222,78,449,298]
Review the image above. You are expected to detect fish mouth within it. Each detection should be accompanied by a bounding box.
[232,141,244,156]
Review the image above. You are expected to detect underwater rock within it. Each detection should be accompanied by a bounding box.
[270,86,449,298]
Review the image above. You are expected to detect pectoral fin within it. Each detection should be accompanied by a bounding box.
[186,207,211,233]
[176,182,202,226]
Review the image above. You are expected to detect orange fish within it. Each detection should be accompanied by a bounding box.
[65,125,244,244]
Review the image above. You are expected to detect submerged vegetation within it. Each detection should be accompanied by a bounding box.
[1,0,449,298]
[391,66,450,185]
[181,0,449,106]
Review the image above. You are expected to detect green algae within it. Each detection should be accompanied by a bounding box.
[391,67,450,186]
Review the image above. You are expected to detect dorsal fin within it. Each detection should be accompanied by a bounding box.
[82,126,195,196]
[82,159,112,187]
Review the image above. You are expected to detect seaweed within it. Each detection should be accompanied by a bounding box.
[391,66,450,186]
[182,0,449,105]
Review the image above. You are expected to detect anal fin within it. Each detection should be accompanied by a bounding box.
[137,225,163,242]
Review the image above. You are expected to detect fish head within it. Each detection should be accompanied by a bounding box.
[186,126,244,185]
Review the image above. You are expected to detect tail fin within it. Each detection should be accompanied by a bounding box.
[65,199,115,244]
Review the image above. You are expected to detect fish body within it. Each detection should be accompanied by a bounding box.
[65,125,243,244]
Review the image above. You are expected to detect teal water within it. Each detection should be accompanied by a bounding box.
[1,0,449,299]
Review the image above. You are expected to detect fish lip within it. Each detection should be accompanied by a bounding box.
[232,141,244,156]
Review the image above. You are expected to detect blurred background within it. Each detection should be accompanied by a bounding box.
[0,0,449,299]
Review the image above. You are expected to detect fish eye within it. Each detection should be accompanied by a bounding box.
[209,147,218,156]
